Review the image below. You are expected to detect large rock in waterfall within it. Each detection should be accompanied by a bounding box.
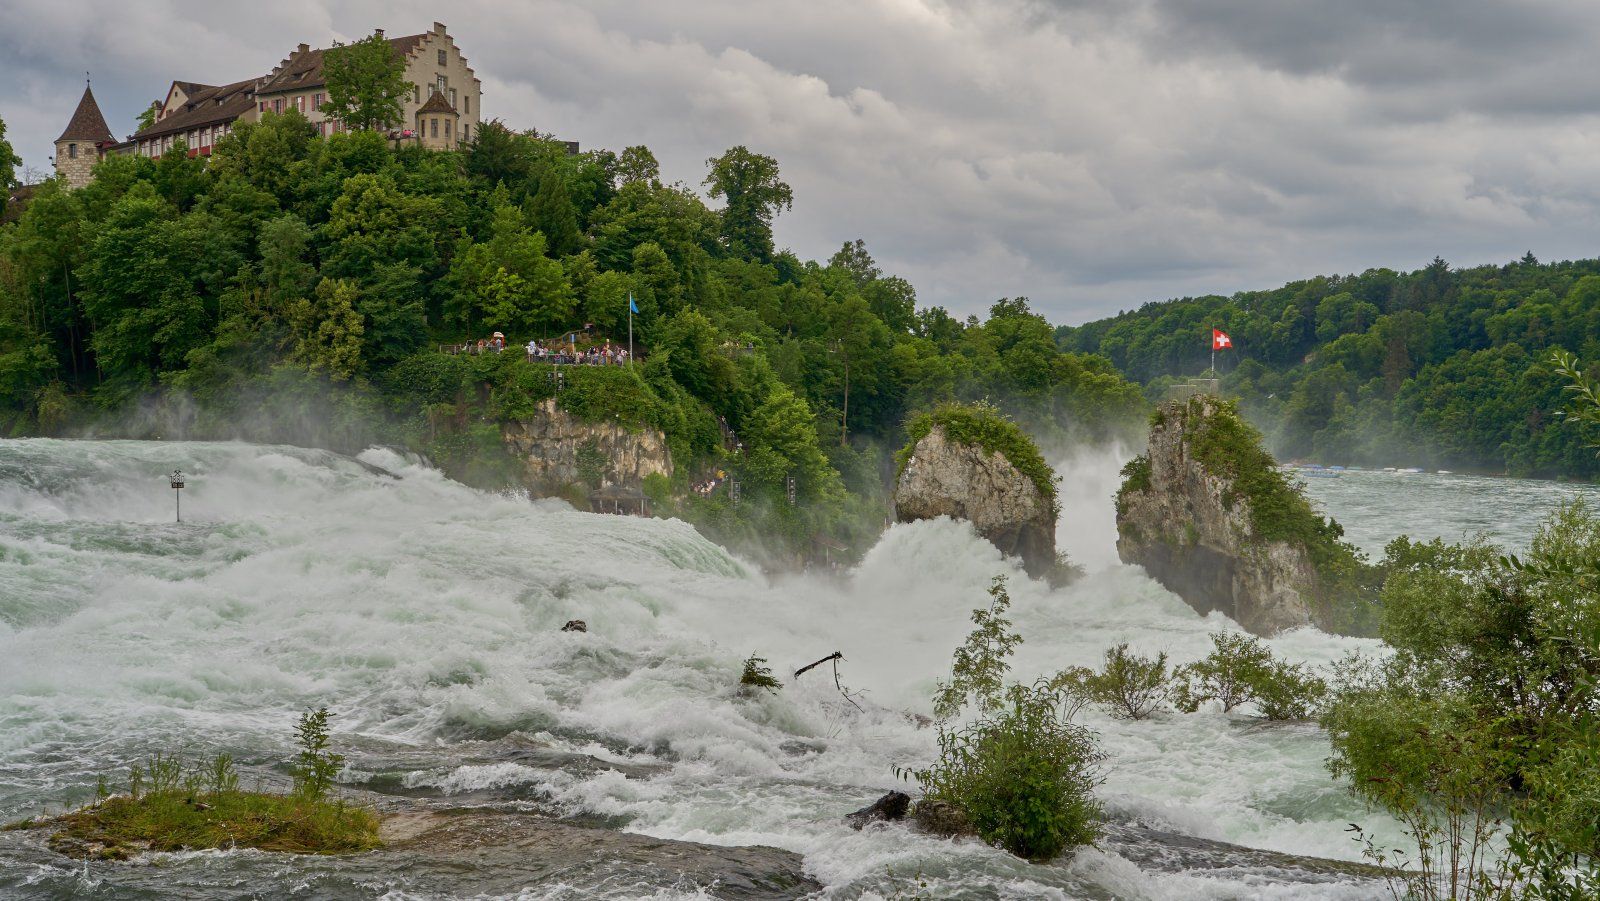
[1115,395,1372,636]
[893,405,1060,580]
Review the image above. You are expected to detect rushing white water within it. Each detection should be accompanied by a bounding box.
[3,439,1590,898]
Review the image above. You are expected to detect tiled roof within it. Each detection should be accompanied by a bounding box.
[134,78,260,141]
[415,91,457,115]
[255,33,428,96]
[56,85,115,144]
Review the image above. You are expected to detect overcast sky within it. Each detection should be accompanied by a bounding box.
[4,0,1600,325]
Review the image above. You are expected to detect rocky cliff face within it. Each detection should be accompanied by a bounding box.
[1115,397,1342,636]
[895,424,1058,578]
[501,399,673,497]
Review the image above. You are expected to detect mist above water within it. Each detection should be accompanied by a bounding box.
[3,437,1555,897]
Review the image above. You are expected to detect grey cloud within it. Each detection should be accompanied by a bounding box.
[5,0,1600,324]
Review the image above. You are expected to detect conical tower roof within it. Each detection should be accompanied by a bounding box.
[56,83,115,145]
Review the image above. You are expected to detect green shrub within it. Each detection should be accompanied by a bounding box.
[1116,454,1152,506]
[906,681,1103,861]
[1173,631,1325,720]
[932,575,1023,721]
[291,707,344,802]
[898,402,1058,511]
[1056,643,1171,720]
[739,654,781,693]
[908,575,1104,862]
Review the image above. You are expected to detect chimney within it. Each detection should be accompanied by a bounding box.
[433,21,447,35]
[297,42,309,55]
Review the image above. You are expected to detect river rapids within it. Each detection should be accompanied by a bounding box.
[3,438,1596,899]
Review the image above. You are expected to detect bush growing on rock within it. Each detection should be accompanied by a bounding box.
[906,575,1104,861]
[1056,643,1170,720]
[1173,631,1325,720]
[906,680,1103,862]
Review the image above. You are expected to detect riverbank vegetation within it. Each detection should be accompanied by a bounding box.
[40,709,378,859]
[0,110,1146,564]
[1062,255,1600,478]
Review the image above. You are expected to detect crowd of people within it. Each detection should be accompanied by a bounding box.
[692,469,729,496]
[445,331,633,366]
[524,339,631,366]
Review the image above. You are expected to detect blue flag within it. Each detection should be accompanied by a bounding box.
[629,294,639,315]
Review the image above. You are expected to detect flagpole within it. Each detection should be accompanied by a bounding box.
[628,293,634,366]
[1210,323,1215,376]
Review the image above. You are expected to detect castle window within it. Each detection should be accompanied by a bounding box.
[445,119,452,138]
[436,74,447,94]
[464,95,470,115]
[438,49,447,66]
[273,98,283,113]
[68,143,78,159]
[450,88,457,109]
[430,118,438,138]
[413,85,420,103]
[313,93,323,110]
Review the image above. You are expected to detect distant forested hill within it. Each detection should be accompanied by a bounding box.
[1058,255,1600,478]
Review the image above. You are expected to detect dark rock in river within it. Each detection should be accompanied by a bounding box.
[560,619,587,633]
[911,799,977,838]
[844,791,910,830]
[382,810,819,898]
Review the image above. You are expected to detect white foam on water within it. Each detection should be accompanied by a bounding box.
[0,436,1472,897]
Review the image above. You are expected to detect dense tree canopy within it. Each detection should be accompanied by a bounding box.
[1062,255,1600,477]
[0,115,1148,561]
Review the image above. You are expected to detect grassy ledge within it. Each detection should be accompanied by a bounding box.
[897,402,1059,511]
[48,787,381,859]
[34,708,381,860]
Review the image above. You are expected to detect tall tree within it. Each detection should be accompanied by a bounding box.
[703,146,792,263]
[0,113,21,218]
[617,145,660,186]
[526,165,581,256]
[321,32,409,132]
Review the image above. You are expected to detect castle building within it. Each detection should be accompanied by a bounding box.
[53,21,481,185]
[53,83,118,189]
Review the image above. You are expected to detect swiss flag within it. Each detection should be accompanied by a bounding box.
[1212,329,1232,351]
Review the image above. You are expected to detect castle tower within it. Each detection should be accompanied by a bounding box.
[414,90,460,150]
[54,81,116,189]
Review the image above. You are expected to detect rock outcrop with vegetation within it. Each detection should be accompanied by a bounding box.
[501,398,672,497]
[1115,396,1374,635]
[894,404,1059,579]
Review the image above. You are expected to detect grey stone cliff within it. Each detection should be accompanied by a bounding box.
[1115,397,1321,636]
[501,399,673,497]
[894,424,1057,578]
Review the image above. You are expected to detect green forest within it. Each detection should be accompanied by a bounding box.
[1061,255,1600,478]
[0,110,1146,562]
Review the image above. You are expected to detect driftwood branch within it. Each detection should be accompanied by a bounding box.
[794,652,843,679]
